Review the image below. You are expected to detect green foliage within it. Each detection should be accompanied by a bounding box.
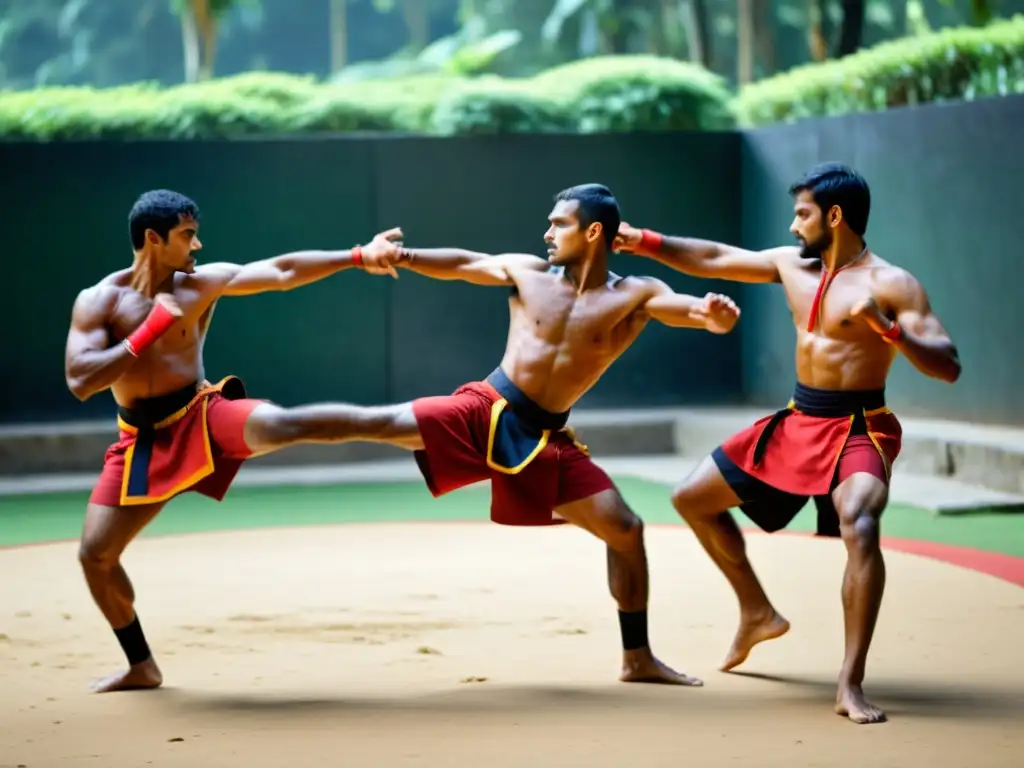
[534,55,734,132]
[0,55,736,140]
[734,14,1024,127]
[430,78,572,135]
[8,11,1024,142]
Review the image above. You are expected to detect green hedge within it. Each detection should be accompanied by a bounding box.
[0,56,733,141]
[534,56,734,132]
[735,15,1024,127]
[430,78,573,136]
[6,14,1022,141]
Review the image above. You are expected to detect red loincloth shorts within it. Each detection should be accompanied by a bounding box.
[711,382,902,537]
[411,368,616,526]
[89,376,265,508]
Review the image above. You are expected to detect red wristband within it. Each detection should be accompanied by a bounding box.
[881,322,903,344]
[352,245,364,268]
[639,229,663,255]
[123,302,176,357]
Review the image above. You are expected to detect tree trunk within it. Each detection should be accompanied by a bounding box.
[180,7,201,83]
[905,0,931,36]
[330,0,348,73]
[736,0,755,84]
[970,0,992,26]
[402,0,430,53]
[184,0,218,81]
[606,0,636,54]
[197,3,218,80]
[807,0,830,62]
[836,0,865,57]
[685,0,711,68]
[753,0,775,77]
[655,0,674,55]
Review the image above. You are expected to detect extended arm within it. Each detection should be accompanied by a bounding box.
[879,273,961,383]
[201,249,365,297]
[616,224,789,284]
[203,227,404,297]
[393,248,548,286]
[64,287,136,401]
[641,280,741,334]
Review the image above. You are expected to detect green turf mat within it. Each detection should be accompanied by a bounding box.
[1,476,1022,557]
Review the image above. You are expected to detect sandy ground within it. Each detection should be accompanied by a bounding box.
[2,522,1023,767]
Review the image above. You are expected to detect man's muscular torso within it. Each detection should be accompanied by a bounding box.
[776,249,903,391]
[86,269,221,407]
[498,267,656,413]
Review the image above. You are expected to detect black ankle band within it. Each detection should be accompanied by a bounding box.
[618,610,649,651]
[113,615,152,666]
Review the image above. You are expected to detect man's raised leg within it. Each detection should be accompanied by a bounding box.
[554,489,702,686]
[240,400,425,455]
[79,501,166,692]
[831,471,889,725]
[670,455,789,671]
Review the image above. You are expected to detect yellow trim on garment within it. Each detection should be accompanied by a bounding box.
[118,398,216,506]
[562,425,591,457]
[827,414,857,479]
[116,376,233,435]
[485,398,551,475]
[864,407,894,479]
[785,400,892,478]
[115,377,233,507]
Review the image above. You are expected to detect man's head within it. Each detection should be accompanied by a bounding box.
[788,163,870,260]
[545,183,620,266]
[128,189,202,274]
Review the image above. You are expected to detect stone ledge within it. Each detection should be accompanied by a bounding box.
[1,408,1022,496]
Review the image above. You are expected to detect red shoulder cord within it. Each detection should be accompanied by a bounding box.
[806,250,866,332]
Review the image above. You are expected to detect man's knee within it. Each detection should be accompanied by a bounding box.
[671,454,739,522]
[839,505,881,550]
[79,532,120,572]
[79,500,161,573]
[671,482,699,521]
[835,475,887,551]
[243,403,305,450]
[603,498,644,552]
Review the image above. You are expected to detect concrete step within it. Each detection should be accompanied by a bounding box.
[1,455,1020,516]
[1,406,1022,500]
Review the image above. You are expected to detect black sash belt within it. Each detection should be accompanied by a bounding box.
[752,383,886,465]
[485,368,570,432]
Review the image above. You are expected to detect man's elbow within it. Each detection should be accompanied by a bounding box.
[937,348,962,384]
[65,365,96,401]
[944,357,962,384]
[67,378,91,402]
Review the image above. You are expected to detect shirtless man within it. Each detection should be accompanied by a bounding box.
[65,189,404,692]
[615,162,961,722]
[343,182,741,684]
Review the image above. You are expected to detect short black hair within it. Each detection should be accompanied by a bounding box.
[554,183,620,247]
[788,163,870,237]
[128,189,200,249]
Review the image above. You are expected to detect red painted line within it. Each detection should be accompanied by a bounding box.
[735,527,1024,589]
[877,535,1024,588]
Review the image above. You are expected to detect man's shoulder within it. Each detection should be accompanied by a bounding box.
[865,251,914,282]
[618,273,666,292]
[772,246,809,269]
[78,270,130,304]
[185,262,242,292]
[505,253,551,272]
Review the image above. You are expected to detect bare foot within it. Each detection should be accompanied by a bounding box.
[835,683,887,724]
[721,610,790,671]
[620,648,703,686]
[90,658,163,693]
